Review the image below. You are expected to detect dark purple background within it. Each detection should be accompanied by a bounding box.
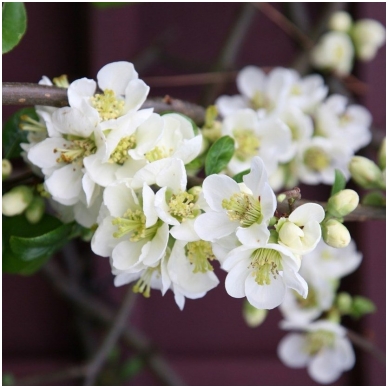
[3,3,386,385]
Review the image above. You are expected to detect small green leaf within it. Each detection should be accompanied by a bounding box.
[120,356,144,380]
[331,169,347,196]
[2,374,14,386]
[362,191,386,207]
[2,214,73,275]
[205,135,234,176]
[2,3,27,54]
[232,169,250,183]
[2,108,38,159]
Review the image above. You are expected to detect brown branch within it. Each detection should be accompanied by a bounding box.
[84,286,137,385]
[347,329,386,364]
[2,82,206,126]
[42,261,184,386]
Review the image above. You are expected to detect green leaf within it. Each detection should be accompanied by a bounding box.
[2,3,27,54]
[2,214,73,275]
[232,169,250,183]
[2,374,14,386]
[120,356,144,380]
[2,108,37,159]
[330,169,347,196]
[362,191,386,207]
[205,135,234,176]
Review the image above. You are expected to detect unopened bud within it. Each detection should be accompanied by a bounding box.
[243,300,268,328]
[337,292,352,314]
[2,186,34,216]
[349,156,384,189]
[327,189,359,218]
[329,11,353,32]
[322,219,351,248]
[2,159,12,180]
[378,138,386,170]
[25,196,45,224]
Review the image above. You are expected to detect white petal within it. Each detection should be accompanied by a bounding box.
[115,158,147,180]
[289,203,325,225]
[173,135,203,164]
[194,212,237,242]
[141,222,169,266]
[91,216,122,257]
[225,258,251,298]
[245,273,286,309]
[82,172,98,207]
[170,219,199,242]
[222,246,253,271]
[308,348,343,384]
[259,183,277,222]
[68,78,96,109]
[112,240,145,271]
[243,156,268,197]
[202,174,240,211]
[216,95,249,117]
[236,224,269,247]
[143,184,158,228]
[104,182,137,217]
[335,337,355,370]
[45,164,83,205]
[282,266,308,298]
[237,66,266,99]
[124,79,150,113]
[277,333,310,368]
[114,272,140,287]
[97,61,138,95]
[83,152,118,187]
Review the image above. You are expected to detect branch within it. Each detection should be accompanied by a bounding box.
[42,261,184,386]
[347,329,386,364]
[2,82,206,126]
[84,286,137,385]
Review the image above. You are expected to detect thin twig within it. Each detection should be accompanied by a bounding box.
[84,286,137,385]
[42,261,184,386]
[2,83,206,126]
[347,329,386,364]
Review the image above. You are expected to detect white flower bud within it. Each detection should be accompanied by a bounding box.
[2,159,12,180]
[322,219,351,248]
[311,31,354,76]
[327,189,359,218]
[25,197,45,224]
[243,300,268,328]
[2,186,34,217]
[329,11,353,32]
[349,156,384,189]
[351,19,386,61]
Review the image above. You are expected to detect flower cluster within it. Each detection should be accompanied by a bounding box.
[215,66,372,191]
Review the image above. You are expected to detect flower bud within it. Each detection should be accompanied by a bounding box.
[351,19,386,61]
[2,159,12,180]
[349,156,384,189]
[322,219,351,248]
[337,292,352,314]
[25,197,45,224]
[329,11,353,32]
[243,300,267,328]
[2,186,34,217]
[378,138,386,170]
[327,189,359,218]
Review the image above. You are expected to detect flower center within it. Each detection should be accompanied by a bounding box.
[109,135,136,164]
[133,265,161,298]
[186,240,215,273]
[168,191,197,222]
[304,330,336,355]
[250,248,283,286]
[145,146,172,162]
[303,146,330,171]
[233,129,260,161]
[54,135,97,164]
[251,91,269,110]
[90,89,124,121]
[222,192,262,227]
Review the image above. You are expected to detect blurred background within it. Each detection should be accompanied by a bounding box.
[2,3,385,385]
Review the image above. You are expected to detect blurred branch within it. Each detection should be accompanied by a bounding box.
[84,286,137,385]
[42,261,184,386]
[347,329,386,364]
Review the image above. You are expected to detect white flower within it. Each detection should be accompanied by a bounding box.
[311,31,354,76]
[295,137,352,185]
[301,239,362,280]
[91,181,169,273]
[315,95,372,153]
[194,156,276,243]
[222,227,307,310]
[221,109,291,175]
[276,203,325,255]
[278,320,355,384]
[352,19,386,61]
